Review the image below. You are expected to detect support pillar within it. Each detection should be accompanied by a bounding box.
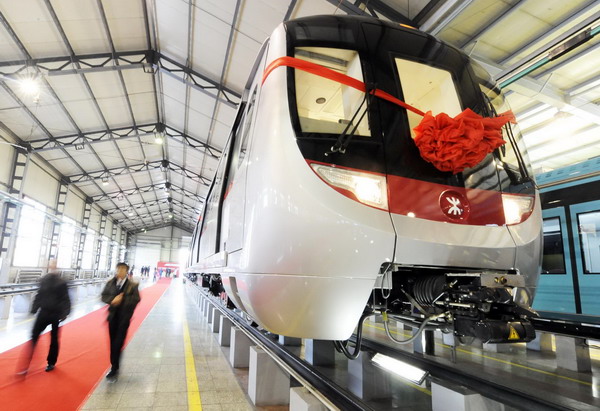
[432,380,500,411]
[0,146,29,283]
[74,199,93,272]
[0,295,13,319]
[413,329,435,355]
[347,351,391,400]
[93,212,108,274]
[47,179,69,264]
[279,336,302,346]
[106,221,118,271]
[206,303,214,322]
[230,327,252,367]
[304,340,335,366]
[290,387,326,411]
[482,343,512,353]
[555,335,591,372]
[527,331,553,353]
[248,346,290,406]
[219,316,232,346]
[211,308,222,333]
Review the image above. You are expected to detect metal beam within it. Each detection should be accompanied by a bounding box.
[458,0,525,49]
[92,183,204,203]
[0,49,241,106]
[473,56,600,126]
[26,122,222,157]
[129,221,194,235]
[496,8,600,83]
[104,197,199,215]
[283,0,298,21]
[418,0,473,35]
[412,0,444,28]
[42,0,152,228]
[65,160,211,186]
[499,1,600,67]
[353,0,414,24]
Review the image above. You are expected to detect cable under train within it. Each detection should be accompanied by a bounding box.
[186,15,542,347]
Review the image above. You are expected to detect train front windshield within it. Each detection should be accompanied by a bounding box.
[286,17,535,200]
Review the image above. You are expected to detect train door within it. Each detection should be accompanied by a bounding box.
[569,200,600,315]
[220,87,258,252]
[533,207,576,312]
[196,103,246,261]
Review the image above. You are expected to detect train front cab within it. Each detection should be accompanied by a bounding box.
[188,15,542,342]
[279,16,542,341]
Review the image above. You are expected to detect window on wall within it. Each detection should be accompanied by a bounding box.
[578,211,600,274]
[13,198,46,267]
[57,216,77,268]
[81,229,96,270]
[541,218,566,274]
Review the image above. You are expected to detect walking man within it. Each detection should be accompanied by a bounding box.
[18,259,71,375]
[101,262,140,381]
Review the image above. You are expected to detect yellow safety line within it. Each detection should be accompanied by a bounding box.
[183,318,202,411]
[364,322,595,387]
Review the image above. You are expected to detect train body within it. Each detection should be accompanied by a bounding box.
[187,15,543,343]
[535,158,600,316]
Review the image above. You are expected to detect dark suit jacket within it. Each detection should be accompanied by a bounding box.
[31,273,71,320]
[101,277,141,324]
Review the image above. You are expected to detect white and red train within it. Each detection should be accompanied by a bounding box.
[186,15,542,344]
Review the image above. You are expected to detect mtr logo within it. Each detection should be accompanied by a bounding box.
[439,190,470,221]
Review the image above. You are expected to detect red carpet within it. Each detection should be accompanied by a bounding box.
[0,278,171,411]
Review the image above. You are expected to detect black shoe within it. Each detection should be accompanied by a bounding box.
[45,364,55,372]
[106,370,118,381]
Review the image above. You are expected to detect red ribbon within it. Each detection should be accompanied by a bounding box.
[263,56,425,116]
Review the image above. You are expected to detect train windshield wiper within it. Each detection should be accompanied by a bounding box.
[326,88,373,156]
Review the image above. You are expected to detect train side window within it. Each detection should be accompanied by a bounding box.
[577,211,600,274]
[294,47,370,136]
[231,89,257,174]
[542,217,566,274]
[394,58,462,139]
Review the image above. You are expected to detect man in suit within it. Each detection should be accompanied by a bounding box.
[101,262,140,381]
[17,259,71,375]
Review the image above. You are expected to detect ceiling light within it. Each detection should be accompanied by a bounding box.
[19,76,40,96]
[102,178,109,186]
[154,135,163,144]
[371,353,428,384]
[169,214,173,219]
[128,210,134,216]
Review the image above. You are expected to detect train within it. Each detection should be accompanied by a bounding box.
[185,15,543,346]
[534,157,600,316]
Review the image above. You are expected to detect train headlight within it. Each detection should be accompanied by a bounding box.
[310,163,388,210]
[502,194,534,225]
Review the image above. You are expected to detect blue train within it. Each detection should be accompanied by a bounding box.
[535,157,600,316]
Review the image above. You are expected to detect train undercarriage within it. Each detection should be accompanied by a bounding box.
[194,266,538,358]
